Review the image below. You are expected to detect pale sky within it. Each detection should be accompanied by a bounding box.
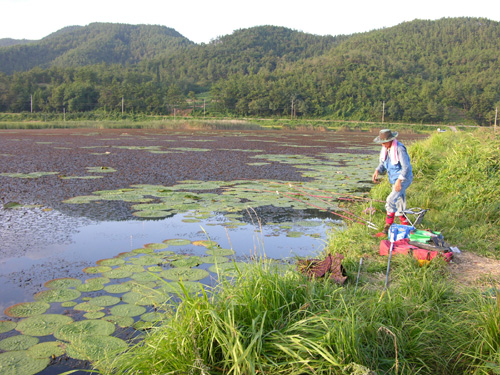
[1,0,499,44]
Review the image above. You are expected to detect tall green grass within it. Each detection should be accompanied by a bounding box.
[95,257,499,375]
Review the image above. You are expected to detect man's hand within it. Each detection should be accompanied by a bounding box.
[395,179,402,192]
[372,170,379,183]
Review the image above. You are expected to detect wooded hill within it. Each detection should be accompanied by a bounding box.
[0,23,193,74]
[1,18,499,125]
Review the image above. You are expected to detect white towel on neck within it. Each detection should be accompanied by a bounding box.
[380,139,399,165]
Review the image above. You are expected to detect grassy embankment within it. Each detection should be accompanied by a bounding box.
[0,113,475,132]
[90,129,500,375]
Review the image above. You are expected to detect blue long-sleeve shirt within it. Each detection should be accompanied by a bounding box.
[376,141,413,184]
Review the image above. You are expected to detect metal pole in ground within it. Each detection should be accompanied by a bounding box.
[384,225,397,289]
[355,258,363,292]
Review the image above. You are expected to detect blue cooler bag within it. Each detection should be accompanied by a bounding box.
[390,224,415,242]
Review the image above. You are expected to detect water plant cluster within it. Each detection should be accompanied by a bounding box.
[0,238,250,374]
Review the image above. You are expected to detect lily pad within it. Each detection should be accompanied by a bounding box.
[88,296,121,307]
[109,304,147,317]
[147,266,163,273]
[73,302,104,313]
[103,315,135,328]
[192,240,218,248]
[84,312,106,320]
[103,284,132,294]
[27,341,65,359]
[0,350,50,375]
[61,302,77,308]
[0,335,39,351]
[133,210,171,218]
[205,248,236,256]
[130,272,159,283]
[121,290,168,306]
[34,289,81,303]
[158,281,204,295]
[54,319,115,342]
[0,321,16,333]
[44,278,82,289]
[162,239,192,246]
[129,255,164,266]
[96,258,125,267]
[202,255,229,264]
[140,312,165,322]
[101,268,134,279]
[160,267,210,281]
[83,265,113,274]
[86,166,116,173]
[65,335,128,361]
[16,314,73,336]
[76,280,106,292]
[4,302,50,318]
[143,243,169,250]
[171,256,202,268]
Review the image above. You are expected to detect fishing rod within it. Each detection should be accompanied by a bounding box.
[230,186,376,227]
[267,181,385,203]
[277,183,378,229]
[266,183,377,229]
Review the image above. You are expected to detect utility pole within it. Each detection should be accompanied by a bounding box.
[204,99,206,118]
[495,107,498,133]
[382,101,385,123]
[63,107,66,121]
[30,95,33,113]
[121,97,124,114]
[291,98,295,120]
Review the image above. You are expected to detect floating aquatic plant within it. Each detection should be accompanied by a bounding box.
[88,296,121,307]
[44,278,82,289]
[54,319,115,342]
[103,284,132,294]
[0,335,39,351]
[0,172,59,179]
[27,341,65,359]
[73,302,104,313]
[162,239,192,246]
[4,302,50,318]
[96,258,125,267]
[160,267,209,281]
[205,248,235,256]
[109,304,147,317]
[84,312,106,319]
[65,335,128,361]
[16,314,73,336]
[0,350,50,375]
[0,320,16,333]
[86,166,116,173]
[103,315,134,328]
[170,256,202,268]
[33,289,81,303]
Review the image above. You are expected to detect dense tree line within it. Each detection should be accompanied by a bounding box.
[0,18,499,124]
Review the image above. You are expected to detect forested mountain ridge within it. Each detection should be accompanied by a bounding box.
[0,23,193,74]
[141,25,343,87]
[0,38,36,48]
[1,18,499,125]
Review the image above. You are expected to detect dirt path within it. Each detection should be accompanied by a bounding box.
[449,251,500,287]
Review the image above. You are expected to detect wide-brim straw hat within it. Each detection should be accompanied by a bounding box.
[373,129,398,144]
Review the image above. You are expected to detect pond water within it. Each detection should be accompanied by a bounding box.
[0,127,424,374]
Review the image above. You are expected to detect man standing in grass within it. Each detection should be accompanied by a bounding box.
[372,129,413,235]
